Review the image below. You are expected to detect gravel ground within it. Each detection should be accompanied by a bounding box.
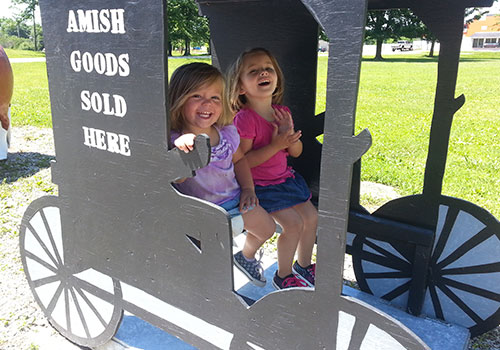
[0,127,81,350]
[0,127,498,350]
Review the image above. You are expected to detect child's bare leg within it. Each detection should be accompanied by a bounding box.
[241,205,275,259]
[272,208,302,278]
[294,200,318,267]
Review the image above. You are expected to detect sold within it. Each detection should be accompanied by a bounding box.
[81,90,127,118]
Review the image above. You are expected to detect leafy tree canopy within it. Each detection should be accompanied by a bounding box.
[167,0,210,55]
[9,0,40,50]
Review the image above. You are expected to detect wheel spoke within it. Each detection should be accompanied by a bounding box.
[381,280,411,301]
[40,209,64,266]
[33,274,61,288]
[74,284,108,328]
[26,223,59,268]
[65,287,71,333]
[347,318,369,350]
[431,205,459,265]
[24,250,58,275]
[436,281,484,324]
[45,282,65,317]
[436,227,493,269]
[360,250,411,273]
[73,276,116,304]
[364,239,411,264]
[442,262,500,276]
[428,281,444,320]
[364,271,411,279]
[69,287,91,338]
[441,277,500,302]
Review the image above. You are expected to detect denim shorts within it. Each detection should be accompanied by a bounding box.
[220,195,257,217]
[220,196,241,218]
[255,172,312,213]
[219,196,247,235]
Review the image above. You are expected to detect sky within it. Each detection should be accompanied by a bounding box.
[0,0,499,23]
[0,0,41,23]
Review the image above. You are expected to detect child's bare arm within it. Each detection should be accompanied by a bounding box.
[286,138,303,158]
[239,126,301,167]
[273,107,302,158]
[239,137,278,168]
[233,146,258,212]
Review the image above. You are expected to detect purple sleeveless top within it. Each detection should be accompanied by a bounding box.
[172,125,241,206]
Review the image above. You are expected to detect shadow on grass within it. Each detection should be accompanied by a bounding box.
[0,152,55,184]
[362,56,439,63]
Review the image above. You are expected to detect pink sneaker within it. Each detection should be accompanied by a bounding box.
[272,272,309,289]
[292,261,315,287]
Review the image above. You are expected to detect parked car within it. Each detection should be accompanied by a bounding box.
[392,40,413,51]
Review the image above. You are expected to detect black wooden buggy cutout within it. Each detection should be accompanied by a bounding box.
[19,0,498,349]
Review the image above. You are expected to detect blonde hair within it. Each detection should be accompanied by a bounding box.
[227,48,285,114]
[169,62,232,131]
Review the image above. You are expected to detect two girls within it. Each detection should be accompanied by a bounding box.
[169,63,275,287]
[227,48,318,289]
[170,50,318,290]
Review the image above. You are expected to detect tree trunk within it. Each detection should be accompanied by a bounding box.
[374,38,384,60]
[183,38,191,56]
[32,8,37,51]
[167,41,172,56]
[429,40,436,57]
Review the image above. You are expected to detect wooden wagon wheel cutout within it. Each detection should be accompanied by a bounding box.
[20,196,124,347]
[352,196,500,336]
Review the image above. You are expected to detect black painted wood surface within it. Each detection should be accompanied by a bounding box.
[19,0,498,348]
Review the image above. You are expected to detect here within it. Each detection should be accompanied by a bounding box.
[82,126,131,156]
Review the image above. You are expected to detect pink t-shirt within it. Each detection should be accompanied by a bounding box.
[234,105,294,186]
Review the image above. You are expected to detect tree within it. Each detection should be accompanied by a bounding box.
[364,9,421,60]
[0,17,41,50]
[412,1,499,58]
[11,0,40,51]
[167,0,210,56]
[465,3,498,23]
[0,17,30,38]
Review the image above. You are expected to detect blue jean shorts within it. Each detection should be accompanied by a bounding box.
[255,172,311,213]
[220,196,242,218]
[220,196,249,235]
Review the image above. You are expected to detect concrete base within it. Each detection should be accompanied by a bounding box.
[97,254,470,350]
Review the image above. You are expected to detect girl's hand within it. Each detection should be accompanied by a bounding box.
[174,133,196,153]
[273,107,294,135]
[239,188,258,213]
[271,123,302,151]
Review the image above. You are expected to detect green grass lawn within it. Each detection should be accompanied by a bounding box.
[8,50,500,217]
[315,52,500,216]
[4,48,46,59]
[356,53,500,217]
[11,62,51,127]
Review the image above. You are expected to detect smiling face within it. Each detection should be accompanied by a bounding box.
[238,52,278,103]
[182,79,223,134]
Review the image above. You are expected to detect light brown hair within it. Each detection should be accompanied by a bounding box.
[169,62,232,131]
[226,48,285,114]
